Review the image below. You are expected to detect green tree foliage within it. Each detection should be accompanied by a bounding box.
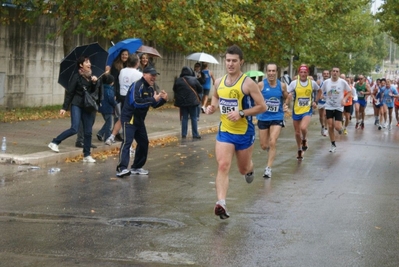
[0,0,384,75]
[376,0,399,44]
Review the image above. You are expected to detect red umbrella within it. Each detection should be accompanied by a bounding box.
[137,45,162,58]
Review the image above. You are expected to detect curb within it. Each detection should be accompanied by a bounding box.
[1,125,218,166]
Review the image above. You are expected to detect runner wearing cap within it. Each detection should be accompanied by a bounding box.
[286,64,319,160]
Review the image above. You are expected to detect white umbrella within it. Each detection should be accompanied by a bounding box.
[186,52,219,64]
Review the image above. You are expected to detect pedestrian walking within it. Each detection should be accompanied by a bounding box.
[105,53,142,145]
[48,56,101,163]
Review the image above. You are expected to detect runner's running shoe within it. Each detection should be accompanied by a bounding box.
[263,167,272,178]
[329,144,336,153]
[244,170,254,183]
[214,201,230,219]
[297,150,303,160]
[301,139,308,151]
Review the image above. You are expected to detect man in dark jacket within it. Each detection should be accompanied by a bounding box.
[173,66,203,139]
[116,66,168,177]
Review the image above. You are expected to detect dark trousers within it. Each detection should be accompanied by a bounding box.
[52,105,95,157]
[116,122,149,171]
[76,112,96,144]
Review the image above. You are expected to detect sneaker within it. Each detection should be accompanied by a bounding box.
[201,106,206,114]
[116,169,131,178]
[214,201,230,219]
[48,142,59,153]
[361,122,364,130]
[296,150,303,160]
[83,156,96,163]
[131,168,149,175]
[355,122,359,129]
[244,170,254,184]
[329,144,336,153]
[388,124,392,131]
[105,136,115,146]
[320,127,324,136]
[343,129,348,135]
[376,119,380,125]
[96,133,103,141]
[382,123,387,129]
[263,167,272,178]
[301,139,308,151]
[338,129,343,135]
[323,128,328,137]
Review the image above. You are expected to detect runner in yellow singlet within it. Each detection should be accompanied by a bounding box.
[206,45,267,219]
[286,64,319,160]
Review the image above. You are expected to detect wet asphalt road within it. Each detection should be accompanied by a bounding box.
[1,115,399,267]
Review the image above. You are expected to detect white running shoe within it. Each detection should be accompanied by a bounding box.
[263,167,272,178]
[116,169,131,178]
[48,142,59,153]
[83,156,96,163]
[323,128,328,136]
[105,136,115,146]
[131,168,149,175]
[388,124,392,131]
[329,145,336,153]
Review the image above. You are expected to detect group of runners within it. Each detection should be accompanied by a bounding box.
[207,45,399,219]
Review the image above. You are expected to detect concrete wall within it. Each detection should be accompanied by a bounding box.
[0,11,257,108]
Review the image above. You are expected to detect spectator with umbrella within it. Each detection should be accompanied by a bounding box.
[48,54,102,163]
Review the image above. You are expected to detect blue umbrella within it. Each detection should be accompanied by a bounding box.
[107,38,143,66]
[58,42,108,89]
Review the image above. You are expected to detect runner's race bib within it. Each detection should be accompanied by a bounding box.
[219,98,239,114]
[298,97,310,107]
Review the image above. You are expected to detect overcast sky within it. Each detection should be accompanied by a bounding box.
[372,0,382,14]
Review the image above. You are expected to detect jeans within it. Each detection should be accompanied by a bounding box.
[97,113,113,140]
[52,105,95,157]
[76,113,96,144]
[180,106,199,137]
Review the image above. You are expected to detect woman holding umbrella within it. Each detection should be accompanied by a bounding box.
[48,56,101,163]
[138,53,153,72]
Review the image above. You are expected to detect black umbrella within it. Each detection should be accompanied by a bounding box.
[58,42,108,89]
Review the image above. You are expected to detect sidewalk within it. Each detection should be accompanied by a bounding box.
[0,106,220,166]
